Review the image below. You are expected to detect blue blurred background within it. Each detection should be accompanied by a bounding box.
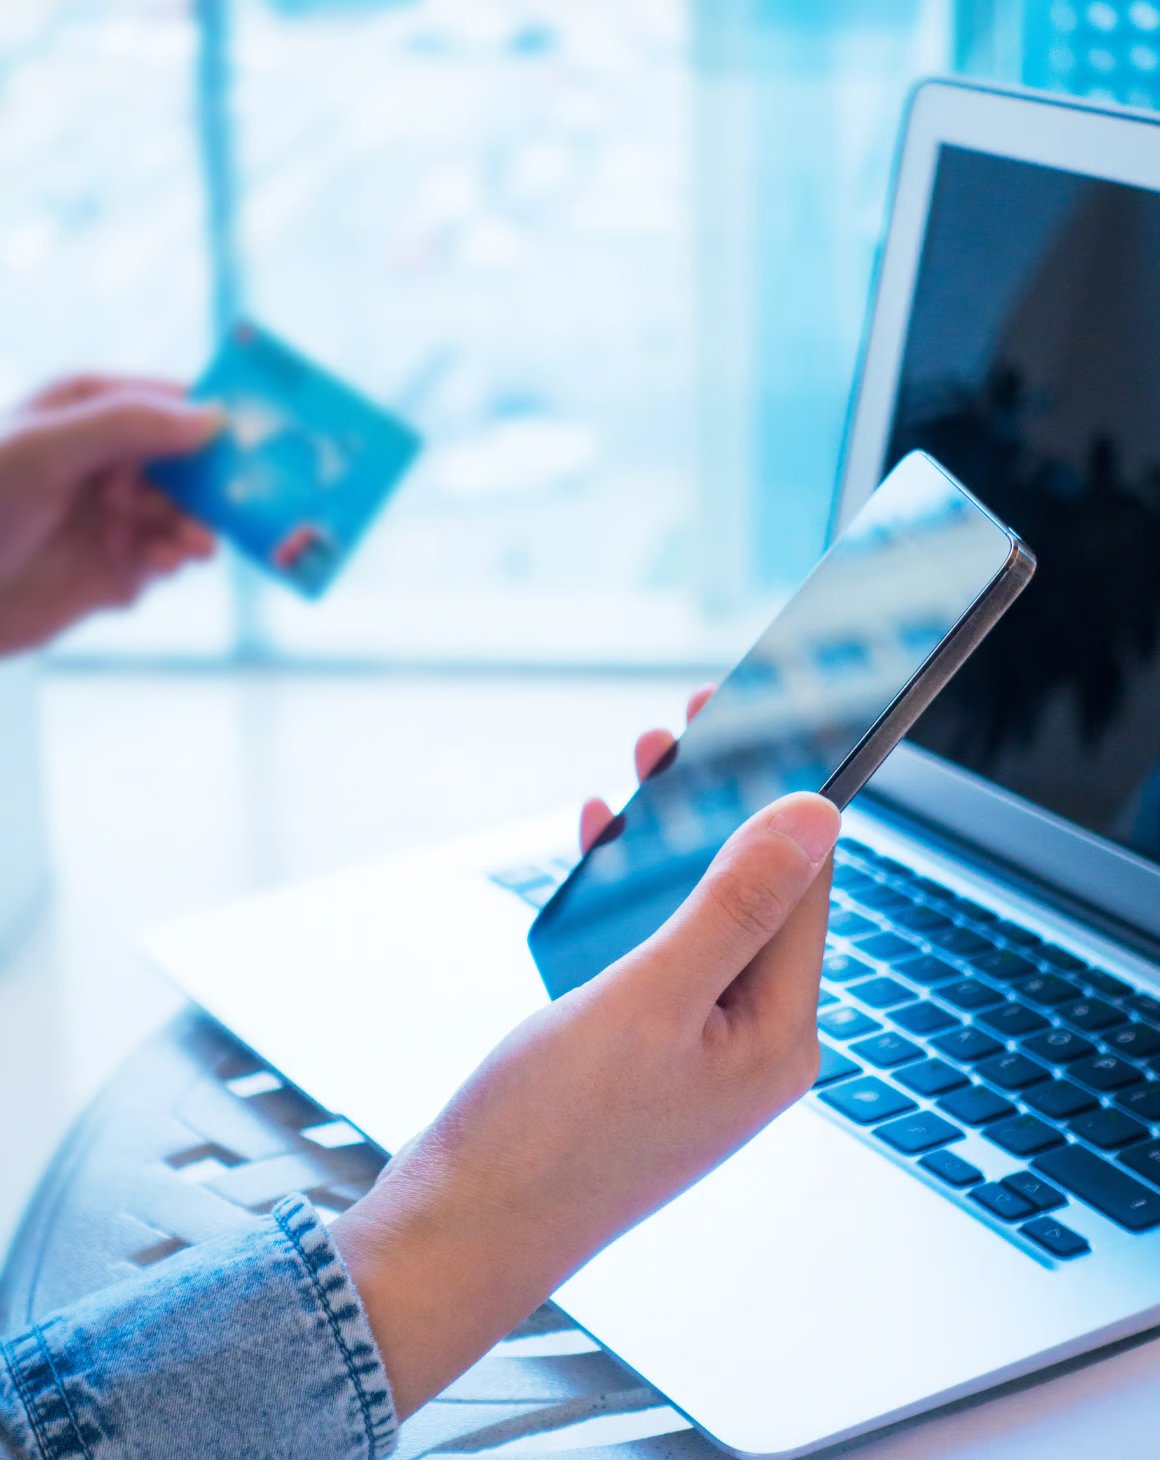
[1,0,1157,670]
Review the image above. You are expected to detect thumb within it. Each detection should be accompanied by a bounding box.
[32,391,227,482]
[637,792,840,1007]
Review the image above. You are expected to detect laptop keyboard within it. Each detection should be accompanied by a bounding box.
[493,838,1160,1262]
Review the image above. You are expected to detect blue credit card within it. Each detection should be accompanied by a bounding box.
[150,320,422,597]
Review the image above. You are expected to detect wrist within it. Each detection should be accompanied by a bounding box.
[331,1149,566,1420]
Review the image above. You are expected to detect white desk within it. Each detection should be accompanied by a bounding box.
[2,669,1158,1458]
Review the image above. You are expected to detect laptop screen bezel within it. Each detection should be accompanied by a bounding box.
[833,79,1160,948]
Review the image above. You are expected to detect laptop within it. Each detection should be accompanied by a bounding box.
[147,81,1160,1456]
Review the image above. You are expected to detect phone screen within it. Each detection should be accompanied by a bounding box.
[529,453,1018,998]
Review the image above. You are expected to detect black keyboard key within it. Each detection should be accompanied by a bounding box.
[895,954,959,987]
[975,1052,1051,1092]
[819,1076,916,1124]
[849,883,911,914]
[920,1148,983,1187]
[813,1045,860,1087]
[1116,1084,1160,1121]
[1083,968,1133,999]
[1023,1079,1098,1120]
[931,1027,1004,1064]
[939,1085,1016,1126]
[995,921,1042,948]
[1022,1216,1090,1258]
[838,837,876,862]
[829,908,879,940]
[876,1110,964,1154]
[984,1114,1065,1156]
[969,948,1039,983]
[1071,1054,1143,1092]
[818,1006,881,1040]
[849,1032,924,1068]
[971,1182,1035,1221]
[940,978,1005,1012]
[890,1001,959,1036]
[1034,1144,1160,1230]
[1063,998,1125,1032]
[822,952,876,984]
[1068,1108,1149,1150]
[849,977,913,1010]
[817,988,838,1008]
[831,865,877,894]
[897,1058,969,1096]
[1035,946,1088,974]
[1003,1171,1066,1212]
[855,931,919,963]
[1119,1140,1160,1187]
[948,895,1000,926]
[891,904,955,935]
[1020,974,1084,1008]
[1107,1023,1160,1060]
[978,1003,1049,1038]
[1130,993,1160,1022]
[1022,1027,1095,1064]
[927,925,992,958]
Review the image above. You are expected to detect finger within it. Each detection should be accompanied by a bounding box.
[97,464,137,516]
[633,793,840,1006]
[149,520,215,566]
[116,481,197,545]
[144,539,187,576]
[721,853,833,1038]
[129,480,199,533]
[685,683,716,724]
[580,798,615,855]
[633,728,676,783]
[28,391,227,482]
[23,375,187,412]
[135,509,215,570]
[176,518,216,557]
[136,475,215,553]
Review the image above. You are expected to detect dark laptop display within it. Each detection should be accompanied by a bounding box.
[883,144,1160,865]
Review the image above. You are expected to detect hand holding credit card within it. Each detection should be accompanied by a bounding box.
[150,320,422,597]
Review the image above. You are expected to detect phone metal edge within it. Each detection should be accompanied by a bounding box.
[821,533,1036,811]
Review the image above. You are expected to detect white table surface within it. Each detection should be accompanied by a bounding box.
[3,668,1159,1458]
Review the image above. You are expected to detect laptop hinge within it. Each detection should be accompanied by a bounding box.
[862,789,1160,968]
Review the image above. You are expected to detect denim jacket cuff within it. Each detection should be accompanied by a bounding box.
[0,1194,397,1459]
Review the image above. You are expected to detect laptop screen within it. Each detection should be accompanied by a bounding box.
[882,142,1160,868]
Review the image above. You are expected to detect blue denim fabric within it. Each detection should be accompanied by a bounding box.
[0,1195,396,1459]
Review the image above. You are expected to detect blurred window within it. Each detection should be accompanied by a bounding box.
[0,0,1153,667]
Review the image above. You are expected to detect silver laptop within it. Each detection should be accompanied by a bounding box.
[147,81,1160,1456]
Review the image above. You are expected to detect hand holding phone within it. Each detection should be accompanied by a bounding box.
[529,451,1035,998]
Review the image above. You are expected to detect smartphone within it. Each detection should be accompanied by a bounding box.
[528,451,1035,999]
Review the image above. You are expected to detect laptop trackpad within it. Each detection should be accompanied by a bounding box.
[555,1102,1098,1456]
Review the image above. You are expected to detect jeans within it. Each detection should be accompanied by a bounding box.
[0,1196,397,1458]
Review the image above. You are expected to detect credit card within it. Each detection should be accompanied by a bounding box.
[150,320,422,597]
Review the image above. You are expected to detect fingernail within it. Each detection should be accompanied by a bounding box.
[646,743,679,778]
[592,812,627,848]
[768,793,841,865]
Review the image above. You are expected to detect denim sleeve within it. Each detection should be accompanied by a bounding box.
[0,1195,397,1459]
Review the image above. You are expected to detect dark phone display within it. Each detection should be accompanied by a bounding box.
[530,456,1013,998]
[886,145,1160,864]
